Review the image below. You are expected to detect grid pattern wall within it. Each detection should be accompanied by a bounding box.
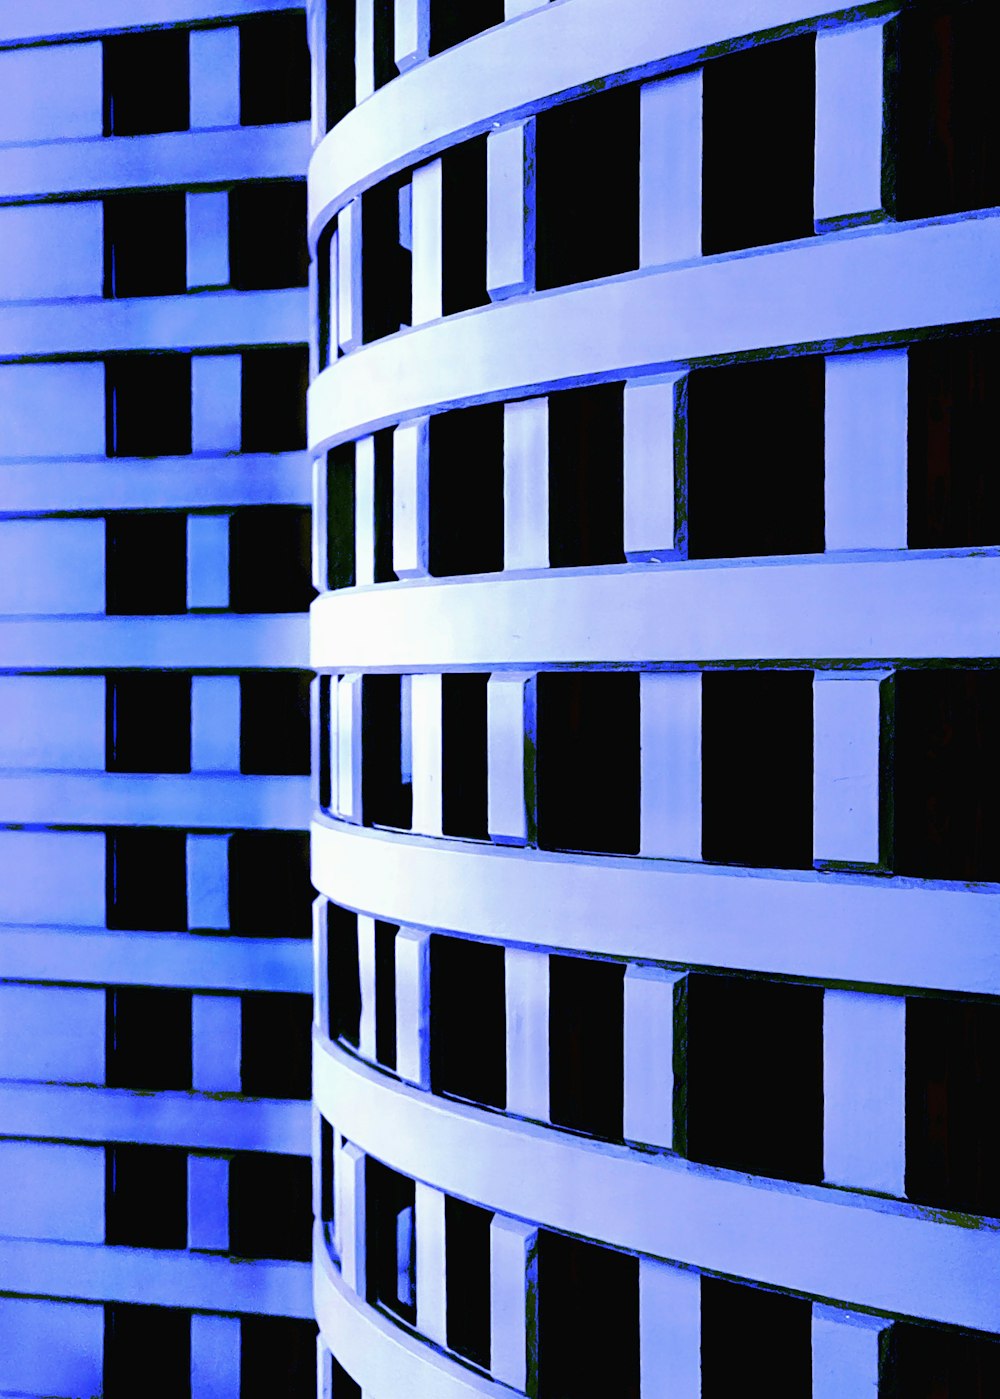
[309,2,1000,1397]
[0,5,317,1395]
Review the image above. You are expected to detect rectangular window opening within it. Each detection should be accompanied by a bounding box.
[327,443,357,590]
[429,404,504,577]
[442,673,490,840]
[228,830,313,937]
[430,935,506,1108]
[373,428,397,583]
[361,674,413,830]
[326,0,357,130]
[537,1231,639,1399]
[441,136,490,315]
[104,191,186,298]
[105,511,188,615]
[701,1276,812,1399]
[106,671,191,773]
[106,985,193,1090]
[548,382,626,567]
[240,671,311,775]
[241,1317,318,1399]
[105,1305,190,1399]
[328,903,362,1047]
[107,827,187,932]
[103,30,190,137]
[445,1195,492,1369]
[888,1320,1000,1398]
[365,1158,416,1324]
[549,954,625,1141]
[230,1151,312,1261]
[375,920,398,1070]
[362,174,412,343]
[241,991,312,1101]
[106,355,192,458]
[229,505,314,613]
[230,181,308,290]
[429,0,504,56]
[240,12,310,126]
[241,347,308,453]
[106,1144,187,1249]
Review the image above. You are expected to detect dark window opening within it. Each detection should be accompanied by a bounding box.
[445,1195,492,1368]
[319,674,333,809]
[105,1306,190,1399]
[106,672,191,774]
[548,382,625,567]
[374,428,397,582]
[906,994,1000,1218]
[375,920,398,1070]
[230,181,308,290]
[107,828,187,932]
[887,1320,1000,1399]
[361,674,412,829]
[442,673,490,840]
[318,221,337,369]
[373,0,398,90]
[106,355,192,458]
[549,955,624,1141]
[103,30,189,137]
[106,1145,187,1249]
[535,85,640,290]
[241,991,312,1101]
[441,136,489,314]
[894,670,1000,883]
[365,1158,416,1324]
[701,671,814,870]
[241,1316,318,1399]
[105,512,187,615]
[230,1151,312,1261]
[240,12,310,126]
[362,174,412,343]
[429,0,504,55]
[686,974,823,1184]
[331,1358,363,1399]
[537,1231,639,1399]
[326,0,357,130]
[229,506,314,613]
[908,334,1000,550]
[686,357,825,559]
[701,1277,811,1399]
[536,672,640,856]
[328,904,362,1047]
[430,935,505,1107]
[240,671,311,775]
[229,830,313,937]
[320,1117,335,1233]
[702,35,816,255]
[106,986,193,1090]
[104,192,186,298]
[327,443,356,590]
[429,403,504,576]
[241,347,308,453]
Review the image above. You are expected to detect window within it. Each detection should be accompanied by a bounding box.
[106,1145,187,1248]
[240,672,310,775]
[105,1306,190,1399]
[362,173,412,343]
[106,355,192,457]
[702,35,816,255]
[549,955,624,1140]
[548,383,626,567]
[241,992,312,1100]
[445,1196,492,1368]
[229,831,313,937]
[442,674,489,840]
[686,357,825,559]
[104,192,186,298]
[365,1158,416,1324]
[429,404,504,577]
[326,0,357,130]
[375,921,398,1070]
[701,1277,811,1399]
[103,30,189,137]
[685,974,824,1184]
[106,672,191,773]
[229,507,313,613]
[371,0,398,91]
[430,935,506,1108]
[327,904,362,1047]
[106,987,193,1090]
[320,1118,335,1239]
[537,1231,639,1399]
[441,137,489,314]
[241,1317,318,1399]
[106,828,187,931]
[241,348,308,452]
[240,12,310,126]
[361,674,412,830]
[889,1320,1000,1398]
[429,0,504,55]
[373,428,397,582]
[105,512,187,615]
[230,181,308,290]
[327,444,356,590]
[229,1152,312,1261]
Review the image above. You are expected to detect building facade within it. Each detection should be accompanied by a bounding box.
[0,5,316,1395]
[308,2,1000,1397]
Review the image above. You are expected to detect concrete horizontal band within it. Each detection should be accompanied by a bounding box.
[0,453,311,514]
[0,925,312,992]
[309,213,1000,451]
[0,1235,311,1317]
[0,772,311,831]
[0,122,309,204]
[312,817,1000,998]
[315,1033,1000,1335]
[314,1243,511,1399]
[0,1082,310,1155]
[0,0,305,47]
[0,615,309,670]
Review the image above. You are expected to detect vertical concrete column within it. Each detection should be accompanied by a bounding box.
[337,1140,367,1294]
[824,990,906,1197]
[814,16,898,229]
[313,896,330,1034]
[487,673,537,846]
[411,161,443,324]
[825,350,908,552]
[312,458,328,594]
[188,1155,229,1251]
[395,0,430,70]
[625,966,687,1149]
[356,0,376,102]
[640,71,703,266]
[187,515,230,610]
[639,1259,701,1399]
[639,672,701,859]
[187,192,230,289]
[487,120,536,301]
[358,915,378,1060]
[814,672,891,867]
[504,397,549,570]
[415,1181,447,1345]
[410,673,443,836]
[186,834,230,931]
[505,946,549,1121]
[310,3,327,144]
[337,675,364,821]
[337,200,363,353]
[354,435,376,587]
[191,1314,241,1399]
[395,927,431,1088]
[192,994,241,1093]
[189,26,240,130]
[192,355,241,455]
[490,1215,539,1395]
[813,1306,893,1399]
[625,375,687,563]
[191,676,241,772]
[393,418,430,579]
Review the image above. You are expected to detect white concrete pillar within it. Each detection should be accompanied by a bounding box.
[505,946,549,1121]
[411,161,442,325]
[504,397,549,570]
[337,674,364,821]
[393,418,430,579]
[639,672,701,859]
[487,672,537,846]
[310,3,326,144]
[192,353,241,455]
[824,990,905,1197]
[186,192,230,289]
[313,896,329,1033]
[415,1181,447,1345]
[490,1215,538,1394]
[812,1305,893,1399]
[191,1314,240,1399]
[395,927,431,1088]
[487,120,535,300]
[625,375,686,563]
[337,200,363,353]
[813,671,890,867]
[358,914,377,1060]
[190,26,240,130]
[409,673,443,836]
[186,833,230,930]
[188,1155,229,1252]
[187,514,230,610]
[192,994,241,1093]
[814,17,897,228]
[191,675,241,772]
[337,1141,367,1295]
[354,434,376,587]
[639,1258,701,1399]
[355,0,375,103]
[625,966,686,1150]
[640,71,703,266]
[394,0,430,70]
[825,350,908,551]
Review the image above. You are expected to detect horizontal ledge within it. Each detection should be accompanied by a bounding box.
[0,0,306,47]
[0,924,312,992]
[311,817,1000,998]
[0,613,309,669]
[308,213,1000,450]
[316,1034,1000,1335]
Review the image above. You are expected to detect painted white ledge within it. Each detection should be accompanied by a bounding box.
[308,213,1000,449]
[315,1033,1000,1335]
[0,0,302,46]
[0,614,309,670]
[0,925,311,993]
[312,817,1000,998]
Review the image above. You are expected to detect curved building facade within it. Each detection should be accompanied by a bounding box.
[309,2,1000,1396]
